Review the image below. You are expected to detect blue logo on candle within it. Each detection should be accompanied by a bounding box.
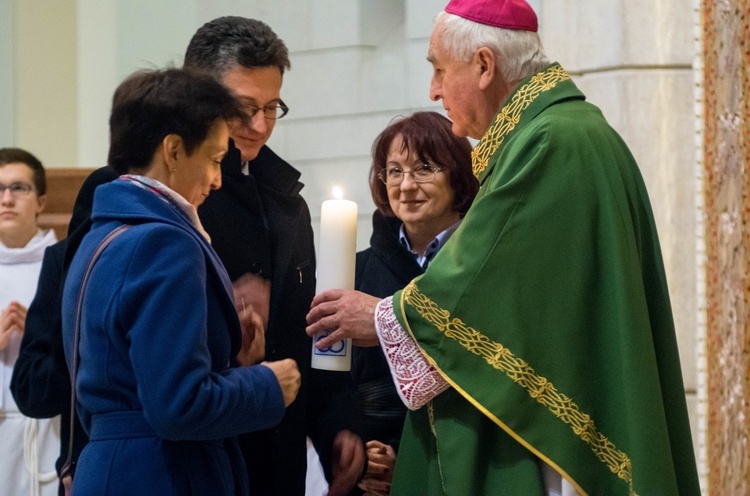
[313,330,347,356]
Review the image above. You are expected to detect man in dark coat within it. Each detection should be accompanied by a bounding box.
[185,16,352,495]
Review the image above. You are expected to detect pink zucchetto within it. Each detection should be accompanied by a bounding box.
[444,0,538,32]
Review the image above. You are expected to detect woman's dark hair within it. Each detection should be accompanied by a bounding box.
[0,147,46,195]
[107,67,246,175]
[369,111,478,216]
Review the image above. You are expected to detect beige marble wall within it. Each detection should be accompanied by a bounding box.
[246,0,446,250]
[15,0,78,168]
[0,0,14,147]
[76,0,199,169]
[75,1,116,171]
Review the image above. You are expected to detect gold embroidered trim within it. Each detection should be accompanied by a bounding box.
[471,64,570,178]
[403,280,637,496]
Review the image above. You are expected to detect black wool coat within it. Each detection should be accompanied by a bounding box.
[352,211,424,448]
[199,142,346,495]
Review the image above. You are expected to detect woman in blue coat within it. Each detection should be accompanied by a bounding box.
[61,68,301,496]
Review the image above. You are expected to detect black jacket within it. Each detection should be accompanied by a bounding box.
[352,211,424,448]
[199,143,345,495]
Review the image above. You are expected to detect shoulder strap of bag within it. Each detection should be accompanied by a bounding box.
[60,224,131,480]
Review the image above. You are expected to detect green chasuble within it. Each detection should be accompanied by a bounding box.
[391,64,700,496]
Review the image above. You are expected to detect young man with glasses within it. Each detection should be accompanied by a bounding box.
[0,147,58,496]
[185,17,345,496]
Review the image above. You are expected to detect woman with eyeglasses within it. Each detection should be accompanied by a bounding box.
[0,147,59,496]
[329,112,478,496]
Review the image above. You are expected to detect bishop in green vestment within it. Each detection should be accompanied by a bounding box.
[306,2,700,495]
[388,62,699,496]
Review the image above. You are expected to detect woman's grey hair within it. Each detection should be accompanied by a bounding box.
[437,11,550,86]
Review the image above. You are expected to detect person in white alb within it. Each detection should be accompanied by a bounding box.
[0,148,58,496]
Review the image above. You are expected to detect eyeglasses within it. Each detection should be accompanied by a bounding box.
[0,182,36,198]
[242,100,289,120]
[378,164,444,186]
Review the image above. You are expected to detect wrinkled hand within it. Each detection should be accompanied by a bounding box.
[0,302,26,350]
[236,304,265,366]
[357,440,396,496]
[328,430,365,496]
[233,272,271,329]
[305,290,381,349]
[262,359,301,407]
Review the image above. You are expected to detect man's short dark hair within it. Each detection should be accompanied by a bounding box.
[107,68,246,175]
[184,16,291,79]
[0,147,46,195]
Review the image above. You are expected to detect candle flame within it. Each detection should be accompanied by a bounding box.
[332,186,344,200]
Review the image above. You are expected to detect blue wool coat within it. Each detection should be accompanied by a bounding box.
[61,179,285,496]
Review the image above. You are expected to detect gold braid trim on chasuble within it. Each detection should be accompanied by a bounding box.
[402,281,638,496]
[471,64,570,178]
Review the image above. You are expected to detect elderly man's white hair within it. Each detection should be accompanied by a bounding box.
[436,11,550,87]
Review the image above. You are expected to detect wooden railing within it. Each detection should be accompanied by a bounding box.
[38,168,96,240]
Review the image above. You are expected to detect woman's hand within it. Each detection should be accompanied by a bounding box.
[262,359,301,407]
[358,440,396,496]
[236,304,265,366]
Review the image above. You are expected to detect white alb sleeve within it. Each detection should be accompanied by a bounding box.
[374,296,449,410]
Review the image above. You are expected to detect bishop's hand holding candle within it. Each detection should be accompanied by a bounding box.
[310,187,380,370]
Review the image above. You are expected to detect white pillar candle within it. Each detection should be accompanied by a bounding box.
[312,187,357,371]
